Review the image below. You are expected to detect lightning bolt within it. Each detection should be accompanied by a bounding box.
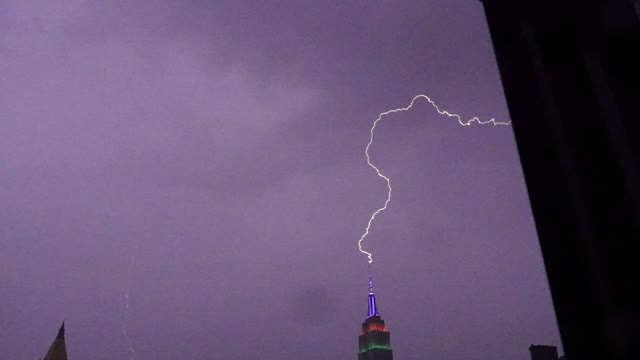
[357,94,511,264]
[121,254,136,360]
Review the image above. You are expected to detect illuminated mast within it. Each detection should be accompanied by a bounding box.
[358,274,393,360]
[367,274,378,317]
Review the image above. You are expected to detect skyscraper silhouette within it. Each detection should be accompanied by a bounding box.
[480,1,640,358]
[358,275,393,360]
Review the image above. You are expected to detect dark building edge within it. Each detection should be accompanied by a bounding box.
[478,1,640,359]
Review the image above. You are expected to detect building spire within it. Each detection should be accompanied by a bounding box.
[367,272,379,317]
[359,270,393,359]
[43,322,68,360]
[57,321,65,338]
[368,274,374,293]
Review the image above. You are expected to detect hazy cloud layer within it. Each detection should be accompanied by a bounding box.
[1,1,561,360]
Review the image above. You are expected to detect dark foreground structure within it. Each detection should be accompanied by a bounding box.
[43,323,68,360]
[479,1,640,359]
[530,344,562,360]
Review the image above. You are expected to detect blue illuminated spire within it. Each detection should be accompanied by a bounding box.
[367,273,379,317]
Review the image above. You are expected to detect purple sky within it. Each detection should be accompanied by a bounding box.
[0,1,562,359]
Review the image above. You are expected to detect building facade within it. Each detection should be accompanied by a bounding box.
[358,275,393,360]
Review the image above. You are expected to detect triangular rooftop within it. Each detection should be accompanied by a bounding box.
[43,322,68,360]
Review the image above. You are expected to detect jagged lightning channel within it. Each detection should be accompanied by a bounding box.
[357,94,511,264]
[121,254,136,360]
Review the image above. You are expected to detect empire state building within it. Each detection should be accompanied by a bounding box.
[358,275,393,360]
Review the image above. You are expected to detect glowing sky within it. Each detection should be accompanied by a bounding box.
[0,1,561,359]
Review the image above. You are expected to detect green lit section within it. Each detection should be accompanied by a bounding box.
[360,344,392,353]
